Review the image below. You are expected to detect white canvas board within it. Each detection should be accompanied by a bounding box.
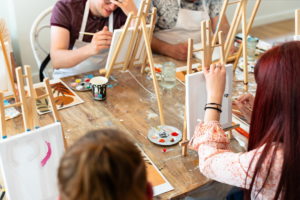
[193,43,221,62]
[105,25,151,71]
[136,145,173,196]
[294,35,300,41]
[0,42,13,97]
[186,64,233,140]
[0,122,65,200]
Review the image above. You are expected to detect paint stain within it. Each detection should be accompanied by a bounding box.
[41,141,51,167]
[159,139,165,143]
[152,135,158,139]
[107,84,113,88]
[147,112,158,120]
[171,132,178,136]
[187,154,199,166]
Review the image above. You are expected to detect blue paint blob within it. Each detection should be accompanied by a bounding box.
[84,74,94,79]
[26,129,31,132]
[98,94,102,97]
[2,136,7,139]
[107,84,113,88]
[35,126,40,129]
[114,83,117,86]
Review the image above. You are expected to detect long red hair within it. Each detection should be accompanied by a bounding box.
[247,41,300,199]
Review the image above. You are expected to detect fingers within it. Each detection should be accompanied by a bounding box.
[236,101,252,123]
[110,0,122,7]
[203,63,209,76]
[210,64,216,72]
[237,93,252,102]
[96,40,111,46]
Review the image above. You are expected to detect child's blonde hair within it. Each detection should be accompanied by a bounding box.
[58,129,147,200]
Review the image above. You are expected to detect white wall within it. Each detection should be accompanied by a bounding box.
[1,0,300,83]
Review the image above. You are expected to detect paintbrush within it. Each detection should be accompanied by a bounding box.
[79,32,95,36]
[224,94,252,112]
[0,189,5,200]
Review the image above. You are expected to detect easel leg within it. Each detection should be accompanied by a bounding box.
[241,0,248,92]
[140,17,165,125]
[0,93,6,139]
[228,130,233,139]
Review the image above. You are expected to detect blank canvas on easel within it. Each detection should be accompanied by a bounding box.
[105,25,151,71]
[0,122,65,200]
[186,64,233,140]
[0,42,13,97]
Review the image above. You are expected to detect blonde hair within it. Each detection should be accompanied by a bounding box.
[58,129,147,200]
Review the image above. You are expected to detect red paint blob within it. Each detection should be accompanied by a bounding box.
[85,79,90,82]
[162,149,166,152]
[159,139,165,143]
[171,132,178,136]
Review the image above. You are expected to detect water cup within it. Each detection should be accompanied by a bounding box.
[161,62,176,89]
[90,76,108,101]
[247,36,259,62]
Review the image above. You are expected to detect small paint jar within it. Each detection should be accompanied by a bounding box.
[90,77,108,101]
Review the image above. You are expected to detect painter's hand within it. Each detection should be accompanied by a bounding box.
[89,26,112,56]
[203,63,226,104]
[168,43,188,61]
[234,93,254,123]
[111,0,138,16]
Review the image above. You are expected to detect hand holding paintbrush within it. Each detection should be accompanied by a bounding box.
[224,93,254,123]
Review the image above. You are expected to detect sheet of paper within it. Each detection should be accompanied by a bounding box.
[26,79,84,115]
[4,100,20,120]
[186,64,233,140]
[136,145,173,196]
[0,122,65,200]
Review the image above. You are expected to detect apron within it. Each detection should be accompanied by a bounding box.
[153,0,210,45]
[53,0,113,79]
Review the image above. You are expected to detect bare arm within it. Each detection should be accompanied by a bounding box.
[50,26,112,69]
[151,36,188,60]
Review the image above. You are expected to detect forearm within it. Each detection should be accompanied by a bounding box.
[151,37,172,56]
[51,45,92,69]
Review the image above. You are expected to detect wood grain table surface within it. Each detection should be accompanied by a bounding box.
[1,54,250,200]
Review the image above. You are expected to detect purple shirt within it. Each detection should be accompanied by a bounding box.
[51,0,127,50]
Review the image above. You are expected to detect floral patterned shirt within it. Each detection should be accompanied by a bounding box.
[189,121,283,200]
[138,0,223,32]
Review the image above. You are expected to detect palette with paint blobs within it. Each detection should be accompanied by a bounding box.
[69,77,92,91]
[148,125,182,146]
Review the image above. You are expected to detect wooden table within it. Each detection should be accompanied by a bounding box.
[1,55,252,199]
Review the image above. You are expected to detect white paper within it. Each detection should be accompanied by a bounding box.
[186,64,233,140]
[0,42,13,97]
[105,25,151,71]
[136,145,174,196]
[0,122,65,200]
[4,99,20,120]
[193,43,221,62]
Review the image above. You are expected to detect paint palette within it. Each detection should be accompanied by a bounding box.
[148,125,182,146]
[68,78,92,91]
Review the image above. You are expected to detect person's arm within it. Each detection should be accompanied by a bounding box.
[211,15,236,54]
[111,0,138,27]
[151,37,188,60]
[50,26,112,69]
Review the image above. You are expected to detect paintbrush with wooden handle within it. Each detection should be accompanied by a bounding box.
[224,94,252,112]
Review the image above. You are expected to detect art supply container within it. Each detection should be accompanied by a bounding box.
[247,36,259,62]
[90,76,108,101]
[161,62,176,89]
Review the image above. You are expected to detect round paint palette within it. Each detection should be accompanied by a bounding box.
[69,78,92,91]
[148,125,182,146]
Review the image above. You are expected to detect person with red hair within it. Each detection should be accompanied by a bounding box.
[190,41,300,200]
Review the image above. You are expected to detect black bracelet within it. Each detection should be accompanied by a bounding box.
[206,103,222,107]
[204,106,222,113]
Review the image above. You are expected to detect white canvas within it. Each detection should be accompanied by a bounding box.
[294,35,300,41]
[186,64,233,140]
[0,122,65,200]
[105,25,151,71]
[193,43,221,62]
[0,42,13,97]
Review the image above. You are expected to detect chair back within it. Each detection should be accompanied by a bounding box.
[30,6,53,80]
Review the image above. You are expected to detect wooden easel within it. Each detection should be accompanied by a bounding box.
[0,66,68,150]
[100,0,165,125]
[0,27,18,101]
[211,0,261,92]
[179,20,240,156]
[296,9,300,36]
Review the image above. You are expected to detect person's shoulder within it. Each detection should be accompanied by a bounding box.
[54,0,84,8]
